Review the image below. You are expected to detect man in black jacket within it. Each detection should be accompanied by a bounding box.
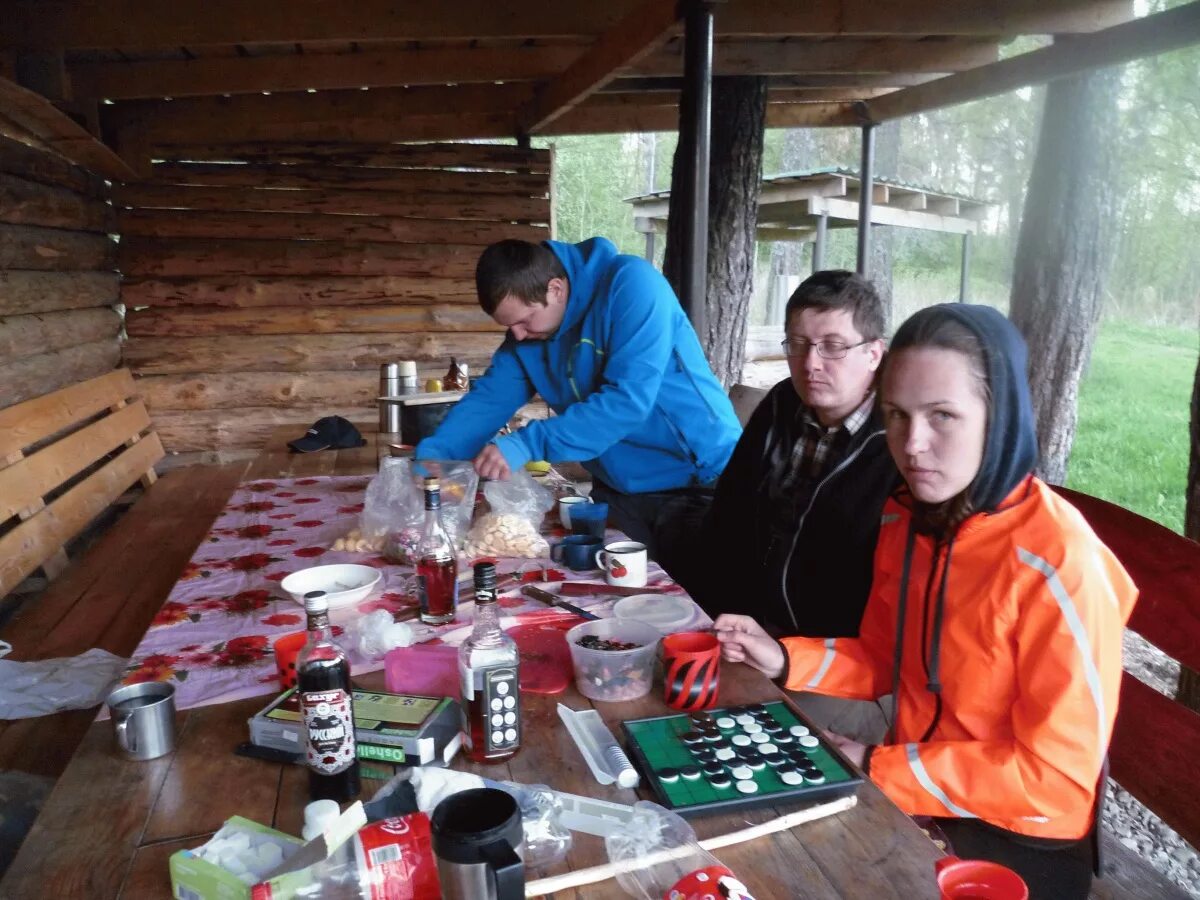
[691,271,898,738]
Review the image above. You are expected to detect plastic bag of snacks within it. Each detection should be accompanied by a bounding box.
[355,458,479,562]
[463,472,554,559]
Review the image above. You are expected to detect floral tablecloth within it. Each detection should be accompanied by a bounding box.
[121,475,706,711]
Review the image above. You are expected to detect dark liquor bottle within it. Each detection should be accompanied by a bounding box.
[297,590,361,803]
[415,476,457,625]
[458,561,521,764]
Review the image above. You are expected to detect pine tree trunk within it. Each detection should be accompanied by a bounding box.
[868,120,901,329]
[1009,65,1119,485]
[1179,344,1200,712]
[663,76,767,388]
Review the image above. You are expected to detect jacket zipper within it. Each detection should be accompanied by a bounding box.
[779,429,886,631]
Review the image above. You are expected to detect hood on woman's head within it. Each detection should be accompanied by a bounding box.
[889,303,1039,513]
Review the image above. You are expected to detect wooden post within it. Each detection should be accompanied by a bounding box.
[812,213,828,273]
[677,0,714,335]
[959,233,972,302]
[856,123,875,275]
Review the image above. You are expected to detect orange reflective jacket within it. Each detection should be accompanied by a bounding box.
[780,477,1137,840]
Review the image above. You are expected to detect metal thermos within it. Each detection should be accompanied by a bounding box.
[379,361,418,434]
[431,788,525,900]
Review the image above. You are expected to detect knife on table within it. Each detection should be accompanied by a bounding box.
[557,582,674,598]
[521,585,600,620]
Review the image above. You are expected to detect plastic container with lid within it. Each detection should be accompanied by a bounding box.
[565,619,661,702]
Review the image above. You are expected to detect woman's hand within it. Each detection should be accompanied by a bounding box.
[827,733,867,769]
[714,614,786,680]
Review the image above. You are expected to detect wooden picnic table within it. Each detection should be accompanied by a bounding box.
[0,429,945,899]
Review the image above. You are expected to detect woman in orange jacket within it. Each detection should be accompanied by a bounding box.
[716,303,1137,899]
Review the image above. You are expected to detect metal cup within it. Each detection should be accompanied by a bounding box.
[106,681,177,761]
[432,788,524,900]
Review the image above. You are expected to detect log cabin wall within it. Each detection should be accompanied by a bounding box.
[0,135,121,411]
[115,141,551,460]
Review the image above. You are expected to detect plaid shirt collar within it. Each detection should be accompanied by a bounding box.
[799,391,876,436]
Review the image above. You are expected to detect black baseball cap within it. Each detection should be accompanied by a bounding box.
[288,416,367,453]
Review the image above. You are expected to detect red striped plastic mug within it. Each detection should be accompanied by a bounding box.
[662,632,720,711]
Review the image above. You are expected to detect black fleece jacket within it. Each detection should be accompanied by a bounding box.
[689,379,899,637]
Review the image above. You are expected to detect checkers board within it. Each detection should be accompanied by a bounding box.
[622,700,862,816]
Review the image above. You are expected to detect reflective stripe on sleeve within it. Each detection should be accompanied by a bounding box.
[881,513,900,525]
[1016,546,1106,759]
[905,743,980,819]
[805,638,838,689]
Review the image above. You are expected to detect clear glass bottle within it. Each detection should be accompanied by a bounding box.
[414,476,457,625]
[297,590,361,803]
[458,561,521,764]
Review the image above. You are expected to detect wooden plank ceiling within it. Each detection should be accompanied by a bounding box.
[0,0,1147,172]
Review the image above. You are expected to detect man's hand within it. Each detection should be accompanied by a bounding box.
[714,614,786,679]
[827,733,867,769]
[473,444,512,481]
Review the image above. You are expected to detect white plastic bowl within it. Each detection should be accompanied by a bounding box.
[280,564,382,610]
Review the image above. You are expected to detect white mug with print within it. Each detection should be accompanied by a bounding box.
[595,540,648,588]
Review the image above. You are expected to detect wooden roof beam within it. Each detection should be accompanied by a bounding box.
[0,75,134,180]
[4,0,1131,50]
[70,45,582,100]
[859,1,1200,124]
[104,83,527,146]
[635,38,1001,77]
[518,0,682,134]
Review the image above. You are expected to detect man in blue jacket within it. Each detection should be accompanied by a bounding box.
[416,237,742,573]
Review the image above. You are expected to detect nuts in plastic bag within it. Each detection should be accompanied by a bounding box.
[463,472,554,559]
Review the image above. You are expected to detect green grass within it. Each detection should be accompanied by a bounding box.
[1067,320,1197,534]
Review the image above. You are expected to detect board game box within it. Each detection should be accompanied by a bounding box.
[622,699,862,817]
[249,688,461,766]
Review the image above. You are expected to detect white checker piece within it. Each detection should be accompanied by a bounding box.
[789,725,810,737]
[716,717,736,729]
[780,771,804,786]
[715,748,736,761]
[731,734,752,747]
[742,722,762,734]
[736,780,758,794]
[750,733,769,744]
[799,735,820,749]
[730,765,754,781]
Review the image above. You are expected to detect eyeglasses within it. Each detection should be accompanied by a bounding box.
[780,338,873,360]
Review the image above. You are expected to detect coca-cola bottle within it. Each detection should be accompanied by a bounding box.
[297,590,361,803]
[458,561,521,764]
[415,477,457,625]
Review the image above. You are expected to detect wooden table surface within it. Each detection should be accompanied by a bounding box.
[0,431,944,899]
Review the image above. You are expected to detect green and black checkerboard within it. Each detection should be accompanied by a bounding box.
[622,700,862,817]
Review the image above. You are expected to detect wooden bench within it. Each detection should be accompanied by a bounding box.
[1052,486,1200,899]
[0,368,252,778]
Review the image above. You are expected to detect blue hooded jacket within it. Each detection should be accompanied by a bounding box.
[415,238,742,493]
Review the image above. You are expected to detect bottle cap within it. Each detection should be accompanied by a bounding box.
[304,590,328,614]
[397,360,417,377]
[424,476,440,492]
[473,561,497,594]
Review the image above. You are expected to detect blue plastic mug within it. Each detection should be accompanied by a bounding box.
[569,502,608,539]
[550,535,604,571]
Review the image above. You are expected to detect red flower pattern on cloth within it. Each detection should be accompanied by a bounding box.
[124,475,695,715]
[262,613,302,627]
[228,553,278,571]
[236,524,275,539]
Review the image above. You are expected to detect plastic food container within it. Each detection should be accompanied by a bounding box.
[566,619,662,702]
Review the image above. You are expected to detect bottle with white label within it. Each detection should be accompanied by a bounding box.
[458,562,521,764]
[297,590,361,802]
